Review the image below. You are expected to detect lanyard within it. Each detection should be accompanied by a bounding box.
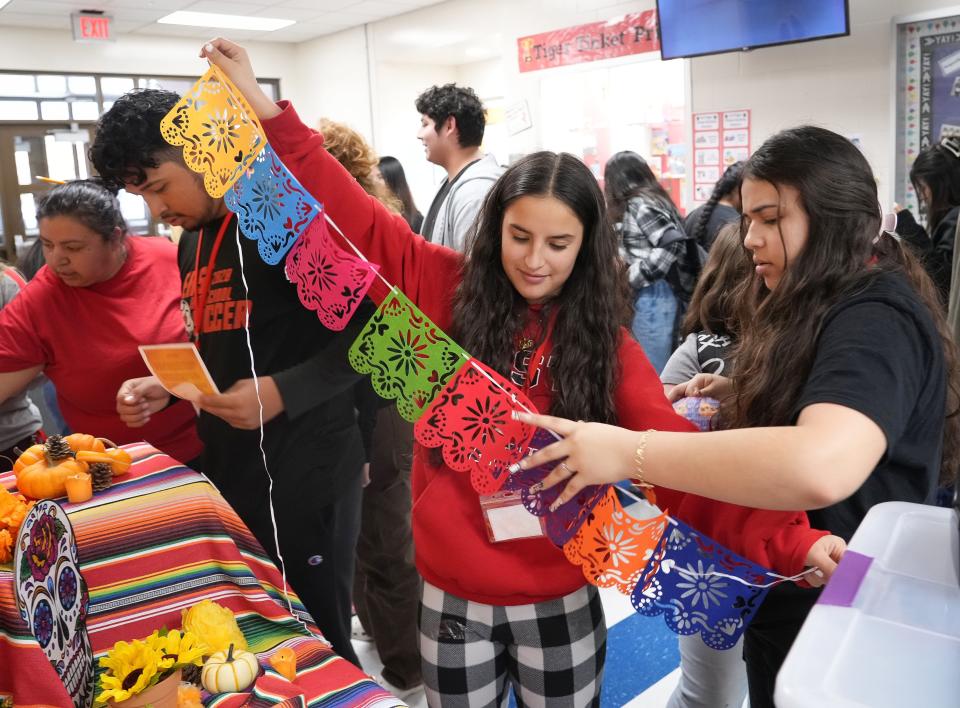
[192,214,233,341]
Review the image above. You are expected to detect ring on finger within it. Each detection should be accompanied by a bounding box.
[558,461,576,477]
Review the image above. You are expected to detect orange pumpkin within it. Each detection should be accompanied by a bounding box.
[64,433,106,454]
[76,447,132,476]
[16,457,88,500]
[12,443,45,475]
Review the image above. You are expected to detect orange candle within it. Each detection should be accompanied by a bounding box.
[65,473,93,503]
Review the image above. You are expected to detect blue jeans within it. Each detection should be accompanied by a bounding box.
[632,279,679,374]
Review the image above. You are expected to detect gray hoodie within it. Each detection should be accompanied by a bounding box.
[425,153,504,252]
[0,272,41,449]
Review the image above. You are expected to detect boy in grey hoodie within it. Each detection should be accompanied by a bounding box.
[415,83,504,252]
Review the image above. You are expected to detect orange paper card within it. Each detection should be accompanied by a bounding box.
[139,343,219,402]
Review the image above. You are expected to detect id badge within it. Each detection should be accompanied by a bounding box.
[479,489,546,543]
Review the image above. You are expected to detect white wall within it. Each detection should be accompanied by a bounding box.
[292,26,373,137]
[0,26,298,97]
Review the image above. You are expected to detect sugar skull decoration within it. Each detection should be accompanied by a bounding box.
[672,396,720,432]
[14,500,94,708]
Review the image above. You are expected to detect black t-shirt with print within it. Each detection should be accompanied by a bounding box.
[794,271,945,539]
[178,215,372,507]
[754,271,946,631]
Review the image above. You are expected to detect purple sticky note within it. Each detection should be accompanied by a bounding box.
[817,550,874,607]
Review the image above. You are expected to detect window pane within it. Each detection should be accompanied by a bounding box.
[36,75,67,97]
[67,76,96,95]
[14,150,31,186]
[20,194,38,235]
[140,77,195,95]
[70,101,99,121]
[0,100,38,120]
[102,100,114,113]
[117,189,148,225]
[44,135,78,182]
[14,135,45,186]
[0,74,35,96]
[75,143,89,179]
[259,82,277,101]
[100,76,134,98]
[40,101,70,120]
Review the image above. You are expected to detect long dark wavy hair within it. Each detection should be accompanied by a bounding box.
[910,138,960,232]
[453,151,631,425]
[603,150,681,225]
[692,161,744,246]
[729,126,960,484]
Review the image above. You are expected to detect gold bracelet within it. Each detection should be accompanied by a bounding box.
[632,429,655,491]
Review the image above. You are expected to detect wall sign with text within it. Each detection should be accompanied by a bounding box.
[691,110,751,202]
[517,11,659,73]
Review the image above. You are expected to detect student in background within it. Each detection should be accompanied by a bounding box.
[0,262,42,470]
[604,150,701,372]
[415,83,503,251]
[320,119,423,699]
[379,155,423,233]
[896,136,960,303]
[683,162,744,251]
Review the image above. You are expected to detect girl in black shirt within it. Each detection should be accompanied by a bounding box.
[514,125,960,708]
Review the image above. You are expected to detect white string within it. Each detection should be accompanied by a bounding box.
[658,515,822,588]
[318,204,392,291]
[233,222,314,634]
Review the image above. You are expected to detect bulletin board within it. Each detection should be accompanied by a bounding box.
[895,10,960,215]
[691,109,750,203]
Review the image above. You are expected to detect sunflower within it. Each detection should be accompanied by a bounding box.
[146,629,207,670]
[96,639,162,702]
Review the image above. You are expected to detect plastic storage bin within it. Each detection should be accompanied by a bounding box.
[776,501,960,708]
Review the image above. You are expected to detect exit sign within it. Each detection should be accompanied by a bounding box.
[71,12,113,42]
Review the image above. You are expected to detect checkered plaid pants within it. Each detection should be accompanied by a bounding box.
[419,581,606,707]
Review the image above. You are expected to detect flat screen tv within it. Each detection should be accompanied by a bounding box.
[656,0,850,60]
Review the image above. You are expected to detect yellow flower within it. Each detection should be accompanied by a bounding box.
[181,600,247,654]
[146,629,208,669]
[96,639,162,702]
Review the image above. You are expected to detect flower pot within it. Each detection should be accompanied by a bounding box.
[109,668,181,708]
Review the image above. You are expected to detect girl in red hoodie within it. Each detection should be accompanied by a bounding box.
[518,125,960,708]
[205,40,845,707]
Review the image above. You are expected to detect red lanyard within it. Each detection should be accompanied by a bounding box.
[192,214,233,341]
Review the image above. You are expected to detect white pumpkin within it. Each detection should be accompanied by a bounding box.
[201,643,260,693]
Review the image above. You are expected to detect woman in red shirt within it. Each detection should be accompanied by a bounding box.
[0,180,201,465]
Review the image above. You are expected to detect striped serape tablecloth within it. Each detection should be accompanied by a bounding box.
[0,443,401,707]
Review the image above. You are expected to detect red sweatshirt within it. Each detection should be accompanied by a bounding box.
[263,103,827,603]
[0,236,202,463]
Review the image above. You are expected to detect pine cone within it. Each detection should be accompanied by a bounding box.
[90,463,112,492]
[44,434,73,461]
[182,662,202,685]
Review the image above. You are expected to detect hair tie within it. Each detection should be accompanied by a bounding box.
[941,136,960,159]
[873,212,898,244]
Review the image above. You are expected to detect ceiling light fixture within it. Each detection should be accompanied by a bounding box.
[157,11,295,32]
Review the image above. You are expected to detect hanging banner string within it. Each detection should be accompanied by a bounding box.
[233,224,315,636]
[319,202,649,508]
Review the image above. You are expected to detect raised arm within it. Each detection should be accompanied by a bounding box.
[199,38,463,324]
